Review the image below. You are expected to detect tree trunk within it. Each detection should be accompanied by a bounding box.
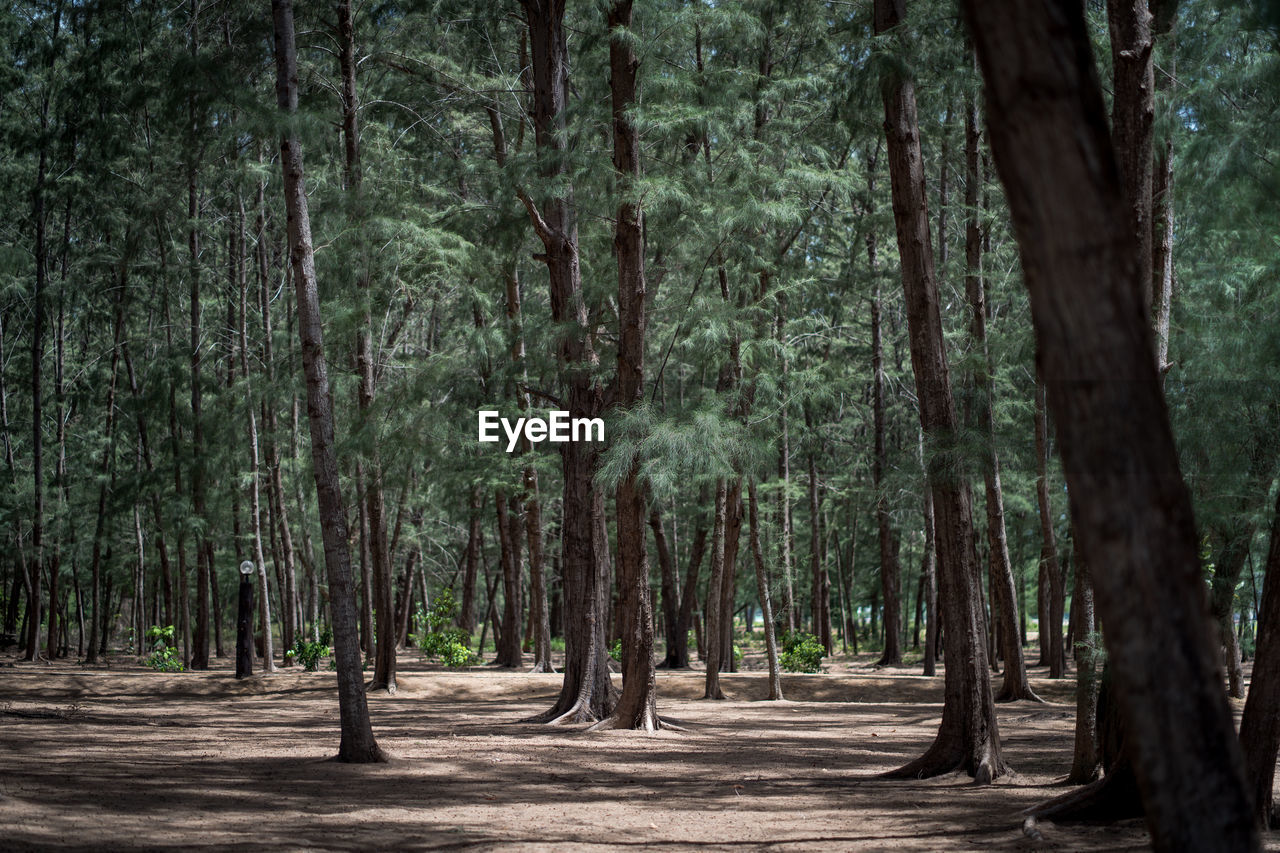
[703,480,729,700]
[1239,484,1280,830]
[1108,0,1155,317]
[920,433,938,678]
[520,0,614,725]
[271,0,383,762]
[1066,548,1100,784]
[964,0,1257,845]
[650,508,683,669]
[748,481,783,700]
[460,486,482,635]
[86,279,127,665]
[494,489,523,668]
[600,0,658,732]
[963,91,1038,702]
[871,270,901,667]
[1034,378,1066,678]
[875,0,1003,783]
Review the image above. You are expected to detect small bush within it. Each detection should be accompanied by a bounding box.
[780,631,825,673]
[412,590,479,667]
[144,625,183,672]
[291,638,331,672]
[609,638,622,662]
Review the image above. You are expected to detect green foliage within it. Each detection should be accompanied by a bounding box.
[780,631,825,673]
[609,638,622,662]
[291,638,331,672]
[412,590,478,667]
[143,625,183,672]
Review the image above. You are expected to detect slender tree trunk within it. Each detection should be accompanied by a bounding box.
[748,481,783,700]
[1066,548,1100,784]
[650,508,682,669]
[460,486,482,635]
[703,481,728,700]
[1034,379,1066,678]
[494,489,523,667]
[807,440,833,656]
[871,268,901,667]
[965,0,1258,845]
[963,91,1038,702]
[876,0,1002,782]
[920,432,938,678]
[271,0,383,762]
[85,279,127,665]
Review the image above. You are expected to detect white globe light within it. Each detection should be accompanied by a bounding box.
[239,560,255,576]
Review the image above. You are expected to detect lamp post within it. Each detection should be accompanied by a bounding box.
[236,560,255,678]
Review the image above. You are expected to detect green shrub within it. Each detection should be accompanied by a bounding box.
[608,638,622,662]
[291,638,331,672]
[143,625,183,672]
[411,590,478,667]
[780,631,825,673]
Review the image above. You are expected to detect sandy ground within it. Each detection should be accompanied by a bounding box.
[1,650,1275,851]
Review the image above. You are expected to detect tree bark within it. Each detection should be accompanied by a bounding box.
[871,271,901,667]
[875,0,1003,783]
[460,486,482,635]
[520,0,614,724]
[703,481,728,700]
[1066,548,1100,784]
[1108,0,1155,317]
[1239,484,1280,830]
[963,91,1038,702]
[748,481,783,700]
[964,0,1258,845]
[271,0,383,762]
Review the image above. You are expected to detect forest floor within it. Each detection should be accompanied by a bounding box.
[1,649,1276,851]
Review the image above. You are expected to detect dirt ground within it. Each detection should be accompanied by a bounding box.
[1,650,1275,851]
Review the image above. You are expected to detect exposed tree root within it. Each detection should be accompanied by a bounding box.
[994,683,1045,703]
[1025,766,1143,823]
[366,680,397,696]
[526,661,556,674]
[878,735,1005,784]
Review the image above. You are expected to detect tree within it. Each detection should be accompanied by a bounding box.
[963,0,1258,846]
[519,0,615,724]
[270,0,383,763]
[874,0,1004,782]
[599,0,661,732]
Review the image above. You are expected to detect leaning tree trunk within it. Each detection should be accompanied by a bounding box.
[875,0,1004,783]
[271,0,383,763]
[1108,0,1155,317]
[1239,484,1280,830]
[964,0,1257,847]
[963,90,1039,703]
[520,0,614,724]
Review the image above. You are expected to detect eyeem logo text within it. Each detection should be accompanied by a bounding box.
[478,410,604,452]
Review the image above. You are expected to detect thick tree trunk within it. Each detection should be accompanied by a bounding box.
[520,0,614,724]
[875,0,1003,783]
[964,0,1257,846]
[1239,485,1280,830]
[601,0,658,731]
[271,0,383,763]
